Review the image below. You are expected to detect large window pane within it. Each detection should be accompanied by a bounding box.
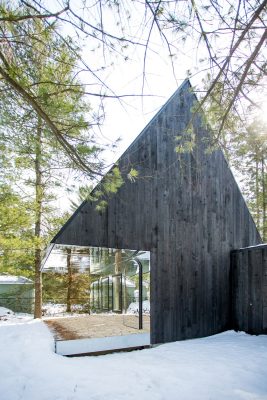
[101,277,110,311]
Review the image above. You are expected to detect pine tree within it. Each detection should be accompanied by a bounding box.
[0,184,34,277]
[0,17,101,317]
[231,119,267,240]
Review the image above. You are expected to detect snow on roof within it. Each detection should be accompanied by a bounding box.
[235,243,267,250]
[0,275,33,285]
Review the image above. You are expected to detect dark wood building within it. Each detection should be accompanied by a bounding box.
[52,80,262,344]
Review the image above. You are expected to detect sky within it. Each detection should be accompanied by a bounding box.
[80,2,200,163]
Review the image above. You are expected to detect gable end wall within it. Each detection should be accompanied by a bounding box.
[53,80,261,343]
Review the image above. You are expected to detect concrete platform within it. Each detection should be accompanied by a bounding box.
[44,314,150,356]
[55,333,151,356]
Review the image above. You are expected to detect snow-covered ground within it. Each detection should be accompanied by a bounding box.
[42,303,89,317]
[0,313,267,400]
[0,306,32,323]
[127,300,150,314]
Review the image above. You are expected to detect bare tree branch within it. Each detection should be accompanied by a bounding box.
[219,28,267,133]
[193,0,267,115]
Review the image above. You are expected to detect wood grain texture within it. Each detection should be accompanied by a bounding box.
[231,245,267,334]
[52,80,261,344]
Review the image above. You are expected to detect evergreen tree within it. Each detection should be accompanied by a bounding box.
[231,119,267,241]
[0,184,34,277]
[0,17,101,317]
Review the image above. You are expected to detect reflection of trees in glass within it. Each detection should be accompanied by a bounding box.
[43,271,91,313]
[66,249,72,313]
[114,250,122,311]
[87,247,150,313]
[91,280,100,310]
[112,275,122,312]
[101,277,111,310]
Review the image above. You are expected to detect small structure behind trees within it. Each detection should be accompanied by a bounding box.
[0,275,34,314]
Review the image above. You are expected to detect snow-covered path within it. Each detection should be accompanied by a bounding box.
[0,319,267,400]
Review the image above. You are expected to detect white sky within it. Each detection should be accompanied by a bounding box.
[76,6,194,159]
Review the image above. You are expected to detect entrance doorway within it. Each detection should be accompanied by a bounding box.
[42,245,150,355]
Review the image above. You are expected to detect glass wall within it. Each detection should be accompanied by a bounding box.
[42,244,150,326]
[89,248,150,317]
[91,280,100,310]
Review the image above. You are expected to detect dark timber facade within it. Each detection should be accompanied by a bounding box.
[52,80,262,344]
[231,244,267,334]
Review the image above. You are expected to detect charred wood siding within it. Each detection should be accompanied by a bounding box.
[231,245,267,334]
[53,80,261,344]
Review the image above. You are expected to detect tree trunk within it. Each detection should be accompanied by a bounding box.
[88,248,91,314]
[66,248,72,312]
[114,249,122,312]
[34,117,43,319]
[256,160,260,229]
[262,157,266,241]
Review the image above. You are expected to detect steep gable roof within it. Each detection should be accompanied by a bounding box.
[52,79,260,250]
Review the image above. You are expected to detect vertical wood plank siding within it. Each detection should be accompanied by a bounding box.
[231,245,267,334]
[52,80,261,344]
